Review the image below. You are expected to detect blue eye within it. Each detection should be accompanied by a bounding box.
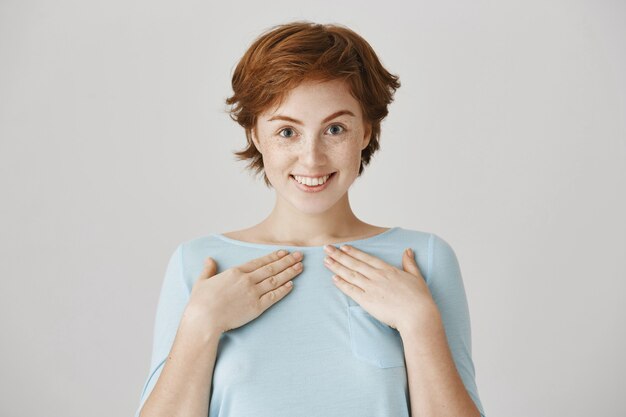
[328,124,345,135]
[277,124,346,139]
[278,127,295,138]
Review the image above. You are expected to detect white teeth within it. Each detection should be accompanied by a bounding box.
[293,174,331,186]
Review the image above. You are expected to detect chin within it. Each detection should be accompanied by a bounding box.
[286,192,336,213]
[293,192,347,215]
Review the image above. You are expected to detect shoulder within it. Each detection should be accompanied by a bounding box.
[425,233,468,293]
[391,228,461,281]
[428,232,460,265]
[391,226,455,257]
[177,232,233,257]
[166,233,231,288]
[387,226,432,244]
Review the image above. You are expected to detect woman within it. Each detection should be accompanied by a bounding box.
[135,21,486,417]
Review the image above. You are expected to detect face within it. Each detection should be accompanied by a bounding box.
[251,78,372,214]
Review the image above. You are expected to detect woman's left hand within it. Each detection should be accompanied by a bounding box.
[323,244,441,335]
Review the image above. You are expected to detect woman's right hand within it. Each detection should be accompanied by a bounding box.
[184,249,303,334]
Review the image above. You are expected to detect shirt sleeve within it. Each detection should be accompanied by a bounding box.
[428,233,486,417]
[134,242,190,417]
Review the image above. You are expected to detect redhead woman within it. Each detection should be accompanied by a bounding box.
[135,21,486,417]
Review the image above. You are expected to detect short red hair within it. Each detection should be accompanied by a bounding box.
[225,20,401,187]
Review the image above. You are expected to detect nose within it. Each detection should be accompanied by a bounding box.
[298,135,328,166]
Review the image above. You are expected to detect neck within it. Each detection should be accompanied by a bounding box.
[256,194,370,246]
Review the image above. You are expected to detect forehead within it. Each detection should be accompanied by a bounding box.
[260,78,362,120]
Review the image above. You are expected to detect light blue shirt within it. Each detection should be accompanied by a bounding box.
[134,226,486,417]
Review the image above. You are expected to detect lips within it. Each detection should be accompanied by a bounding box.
[290,171,336,192]
[290,172,336,182]
[290,171,336,178]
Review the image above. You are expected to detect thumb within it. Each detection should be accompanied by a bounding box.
[199,256,218,280]
[402,248,420,277]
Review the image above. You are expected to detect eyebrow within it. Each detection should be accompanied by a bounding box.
[266,110,356,125]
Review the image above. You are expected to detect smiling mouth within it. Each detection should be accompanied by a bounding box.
[290,171,336,182]
[290,171,337,190]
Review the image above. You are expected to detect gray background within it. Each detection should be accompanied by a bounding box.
[1,1,624,416]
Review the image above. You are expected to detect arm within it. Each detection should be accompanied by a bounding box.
[139,309,222,417]
[135,243,221,417]
[400,234,486,417]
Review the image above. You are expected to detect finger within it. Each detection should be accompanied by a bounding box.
[237,249,290,274]
[258,279,294,311]
[198,257,218,280]
[332,273,365,301]
[193,257,218,293]
[402,248,424,279]
[324,255,368,291]
[337,244,390,270]
[248,251,303,284]
[324,244,379,280]
[256,260,303,294]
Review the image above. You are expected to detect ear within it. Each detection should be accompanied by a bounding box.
[251,126,263,154]
[361,122,372,150]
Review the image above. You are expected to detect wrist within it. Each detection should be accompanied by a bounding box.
[181,303,224,339]
[397,301,443,338]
